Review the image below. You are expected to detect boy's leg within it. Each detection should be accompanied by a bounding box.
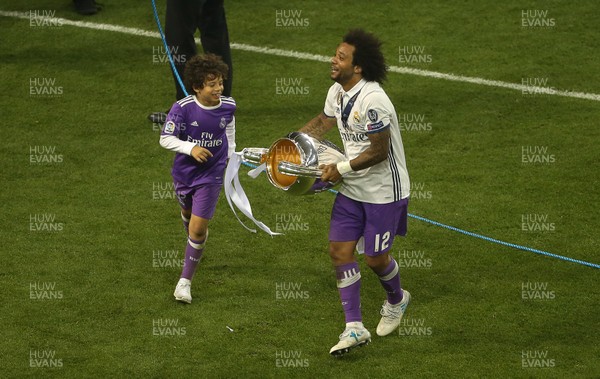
[181,215,208,280]
[181,208,191,234]
[174,184,221,303]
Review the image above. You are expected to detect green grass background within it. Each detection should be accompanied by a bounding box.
[1,1,598,378]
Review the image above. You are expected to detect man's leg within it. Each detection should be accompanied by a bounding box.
[165,0,206,100]
[198,0,233,96]
[366,253,404,306]
[362,198,411,336]
[330,241,362,325]
[328,194,371,355]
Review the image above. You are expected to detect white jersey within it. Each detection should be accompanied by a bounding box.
[323,79,410,203]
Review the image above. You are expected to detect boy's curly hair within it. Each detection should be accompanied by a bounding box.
[184,53,229,94]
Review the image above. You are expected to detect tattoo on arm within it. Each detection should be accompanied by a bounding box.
[349,128,390,171]
[299,113,336,140]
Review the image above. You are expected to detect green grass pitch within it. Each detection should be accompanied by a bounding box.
[1,1,599,378]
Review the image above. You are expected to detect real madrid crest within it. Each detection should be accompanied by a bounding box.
[337,91,343,105]
[353,111,360,123]
[219,117,227,129]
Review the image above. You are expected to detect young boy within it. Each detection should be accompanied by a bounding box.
[159,53,236,303]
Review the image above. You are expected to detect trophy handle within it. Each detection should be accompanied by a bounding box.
[278,161,323,177]
[242,148,269,164]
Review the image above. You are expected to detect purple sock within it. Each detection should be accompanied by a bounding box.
[376,259,403,304]
[180,237,204,280]
[181,212,190,234]
[335,262,362,323]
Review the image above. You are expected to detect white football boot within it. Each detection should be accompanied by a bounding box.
[329,324,372,356]
[376,290,411,336]
[173,278,192,304]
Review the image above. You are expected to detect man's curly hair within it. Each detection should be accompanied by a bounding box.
[184,53,229,94]
[343,29,387,83]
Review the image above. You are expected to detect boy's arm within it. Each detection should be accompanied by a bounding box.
[159,135,212,163]
[225,116,236,158]
[159,134,196,155]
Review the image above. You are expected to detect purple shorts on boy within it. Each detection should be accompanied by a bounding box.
[175,181,222,220]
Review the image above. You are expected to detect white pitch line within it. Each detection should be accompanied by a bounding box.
[3,9,600,102]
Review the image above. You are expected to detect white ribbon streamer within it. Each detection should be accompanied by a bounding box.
[248,162,266,178]
[224,151,282,236]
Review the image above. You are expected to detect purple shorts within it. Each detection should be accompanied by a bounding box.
[174,181,222,220]
[329,193,409,256]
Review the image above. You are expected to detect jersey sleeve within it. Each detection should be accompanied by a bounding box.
[161,103,185,136]
[359,92,391,134]
[225,115,236,158]
[159,102,196,155]
[159,134,196,155]
[323,84,339,118]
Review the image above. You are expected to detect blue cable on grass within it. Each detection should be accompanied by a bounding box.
[240,160,599,270]
[150,0,188,97]
[407,213,600,269]
[148,3,598,270]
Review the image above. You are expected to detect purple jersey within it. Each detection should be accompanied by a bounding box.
[161,95,236,187]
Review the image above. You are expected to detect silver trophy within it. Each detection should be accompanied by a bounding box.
[242,132,346,195]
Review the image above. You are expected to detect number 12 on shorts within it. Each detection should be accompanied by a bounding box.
[374,231,391,253]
